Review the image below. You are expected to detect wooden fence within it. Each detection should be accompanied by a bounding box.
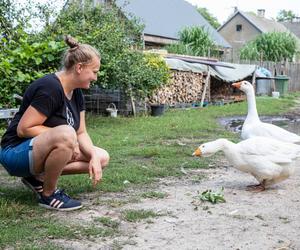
[222,59,300,92]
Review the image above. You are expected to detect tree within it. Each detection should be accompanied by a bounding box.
[276,10,297,22]
[240,32,297,62]
[0,0,170,107]
[197,7,220,29]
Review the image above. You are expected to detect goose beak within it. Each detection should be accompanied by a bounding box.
[232,81,242,89]
[192,148,202,157]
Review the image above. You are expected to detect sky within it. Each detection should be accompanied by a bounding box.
[185,0,300,24]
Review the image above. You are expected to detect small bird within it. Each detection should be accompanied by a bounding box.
[232,81,300,143]
[193,137,300,191]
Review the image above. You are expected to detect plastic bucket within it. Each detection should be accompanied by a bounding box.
[106,103,118,117]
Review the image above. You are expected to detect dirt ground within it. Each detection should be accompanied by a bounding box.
[53,161,300,250]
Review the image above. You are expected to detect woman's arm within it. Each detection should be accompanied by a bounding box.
[17,105,49,138]
[77,111,102,186]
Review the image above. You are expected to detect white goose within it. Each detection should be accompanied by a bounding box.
[232,81,300,143]
[193,137,300,191]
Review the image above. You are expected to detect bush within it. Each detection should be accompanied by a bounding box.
[240,32,297,62]
[0,32,65,107]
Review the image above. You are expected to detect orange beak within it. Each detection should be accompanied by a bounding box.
[232,81,242,89]
[192,148,202,157]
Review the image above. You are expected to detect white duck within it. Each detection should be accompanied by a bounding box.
[193,137,300,191]
[232,81,300,143]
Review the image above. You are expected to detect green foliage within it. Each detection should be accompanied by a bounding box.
[0,32,65,107]
[197,188,226,204]
[166,26,218,57]
[197,7,220,29]
[0,0,170,106]
[276,9,297,22]
[240,32,297,62]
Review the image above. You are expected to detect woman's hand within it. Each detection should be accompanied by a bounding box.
[88,153,102,187]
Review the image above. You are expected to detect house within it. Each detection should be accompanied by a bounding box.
[113,0,231,50]
[218,9,300,60]
[281,20,300,39]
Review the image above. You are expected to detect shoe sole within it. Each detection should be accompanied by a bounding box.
[38,203,83,211]
[21,178,42,198]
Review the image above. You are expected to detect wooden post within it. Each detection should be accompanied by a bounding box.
[128,87,136,116]
[200,69,210,107]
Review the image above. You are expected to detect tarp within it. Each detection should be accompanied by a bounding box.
[165,58,256,83]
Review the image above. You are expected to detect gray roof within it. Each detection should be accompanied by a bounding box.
[282,22,300,39]
[219,10,290,33]
[115,0,231,48]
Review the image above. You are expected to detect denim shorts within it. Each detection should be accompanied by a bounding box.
[0,138,35,177]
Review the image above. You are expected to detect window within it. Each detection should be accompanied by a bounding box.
[236,24,242,32]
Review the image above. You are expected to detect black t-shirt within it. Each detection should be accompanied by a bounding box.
[1,74,85,148]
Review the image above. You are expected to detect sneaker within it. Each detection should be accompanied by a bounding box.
[21,176,43,198]
[38,189,82,211]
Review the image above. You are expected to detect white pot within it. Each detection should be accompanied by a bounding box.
[272,91,280,98]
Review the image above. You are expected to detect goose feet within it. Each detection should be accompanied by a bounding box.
[246,183,265,192]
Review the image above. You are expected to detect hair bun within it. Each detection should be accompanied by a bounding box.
[64,35,79,49]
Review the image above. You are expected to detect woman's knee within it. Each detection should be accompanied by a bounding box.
[52,125,77,148]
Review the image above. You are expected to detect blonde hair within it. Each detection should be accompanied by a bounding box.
[62,35,101,70]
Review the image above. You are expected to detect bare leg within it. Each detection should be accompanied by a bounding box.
[62,147,109,175]
[31,125,77,196]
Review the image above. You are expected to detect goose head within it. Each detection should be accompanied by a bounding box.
[232,81,254,94]
[193,139,228,157]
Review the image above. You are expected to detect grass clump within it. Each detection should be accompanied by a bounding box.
[141,191,167,199]
[122,209,161,222]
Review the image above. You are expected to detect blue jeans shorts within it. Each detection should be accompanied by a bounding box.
[0,138,35,177]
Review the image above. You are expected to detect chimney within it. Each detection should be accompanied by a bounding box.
[257,9,265,18]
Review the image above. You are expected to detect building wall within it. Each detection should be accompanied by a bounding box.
[219,14,261,59]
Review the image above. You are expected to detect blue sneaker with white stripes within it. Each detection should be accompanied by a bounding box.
[38,189,82,211]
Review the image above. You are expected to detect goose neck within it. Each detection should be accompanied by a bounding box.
[246,91,259,119]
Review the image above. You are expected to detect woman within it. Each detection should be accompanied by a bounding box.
[0,36,109,211]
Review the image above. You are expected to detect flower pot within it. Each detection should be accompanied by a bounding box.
[150,104,165,116]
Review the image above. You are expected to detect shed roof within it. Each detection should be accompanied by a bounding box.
[115,0,231,48]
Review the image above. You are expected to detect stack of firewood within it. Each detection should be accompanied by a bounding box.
[149,70,208,105]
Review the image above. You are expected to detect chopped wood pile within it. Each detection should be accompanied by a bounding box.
[149,70,209,105]
[210,78,246,103]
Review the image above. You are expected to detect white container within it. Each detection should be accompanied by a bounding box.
[272,91,280,98]
[106,103,118,117]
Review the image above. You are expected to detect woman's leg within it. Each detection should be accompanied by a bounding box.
[31,125,77,196]
[61,147,109,175]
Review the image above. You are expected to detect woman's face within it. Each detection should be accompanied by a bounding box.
[76,56,100,89]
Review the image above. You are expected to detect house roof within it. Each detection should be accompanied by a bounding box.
[115,0,231,48]
[218,10,289,33]
[282,22,300,39]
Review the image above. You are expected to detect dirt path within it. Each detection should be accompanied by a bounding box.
[53,159,300,250]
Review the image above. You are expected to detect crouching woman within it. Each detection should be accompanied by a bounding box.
[0,36,109,211]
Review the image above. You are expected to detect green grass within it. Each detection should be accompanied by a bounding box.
[121,209,162,222]
[0,93,299,248]
[141,191,167,199]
